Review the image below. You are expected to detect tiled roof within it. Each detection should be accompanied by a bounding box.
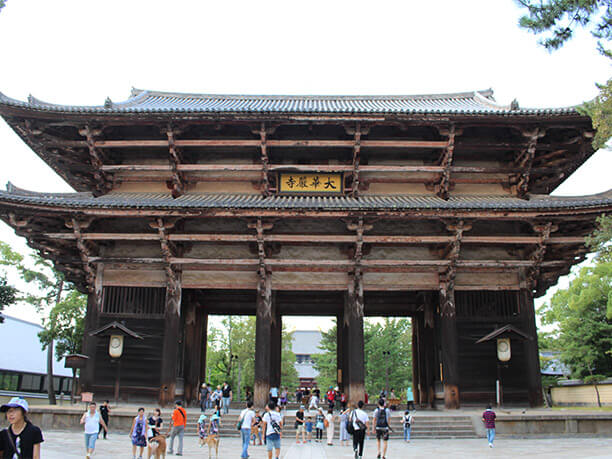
[0,88,579,116]
[1,184,611,212]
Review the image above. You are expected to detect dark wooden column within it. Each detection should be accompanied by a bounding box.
[254,272,274,408]
[337,312,348,393]
[520,288,544,407]
[160,273,182,407]
[345,274,365,406]
[440,276,460,409]
[183,296,206,406]
[199,311,209,384]
[80,264,103,392]
[412,314,422,405]
[269,295,282,389]
[423,294,436,408]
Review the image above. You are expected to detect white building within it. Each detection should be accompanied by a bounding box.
[292,330,322,387]
[0,314,73,395]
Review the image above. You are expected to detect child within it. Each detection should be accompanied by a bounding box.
[251,410,263,445]
[197,413,208,447]
[401,410,413,442]
[305,416,314,442]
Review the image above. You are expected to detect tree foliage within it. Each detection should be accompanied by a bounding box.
[517,1,612,52]
[312,318,412,396]
[538,215,612,379]
[517,1,612,149]
[0,275,17,323]
[0,1,6,14]
[205,316,299,398]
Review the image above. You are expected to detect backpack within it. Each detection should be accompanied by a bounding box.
[375,408,389,429]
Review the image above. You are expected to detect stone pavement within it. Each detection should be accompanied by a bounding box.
[39,430,612,458]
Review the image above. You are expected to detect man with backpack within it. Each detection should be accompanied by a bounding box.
[262,401,283,459]
[371,399,391,459]
[347,401,368,459]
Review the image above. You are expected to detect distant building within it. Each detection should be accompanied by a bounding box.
[292,330,322,388]
[540,351,570,377]
[0,315,73,396]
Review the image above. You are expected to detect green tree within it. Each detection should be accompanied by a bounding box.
[0,1,6,14]
[517,1,612,149]
[0,275,17,323]
[312,318,413,396]
[0,242,86,404]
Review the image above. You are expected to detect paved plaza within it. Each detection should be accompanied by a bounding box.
[39,430,612,458]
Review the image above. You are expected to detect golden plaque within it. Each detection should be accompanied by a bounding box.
[278,172,343,194]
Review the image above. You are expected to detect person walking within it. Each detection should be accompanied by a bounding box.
[339,407,350,446]
[239,401,255,459]
[200,383,210,412]
[269,385,279,406]
[262,401,283,459]
[372,399,391,459]
[0,397,44,459]
[129,407,147,459]
[197,413,208,448]
[350,401,368,459]
[325,408,335,445]
[308,392,319,411]
[211,385,223,412]
[251,409,263,445]
[482,404,496,448]
[314,408,325,442]
[99,400,111,439]
[167,400,187,456]
[80,401,107,459]
[221,381,232,415]
[326,386,335,411]
[401,410,413,442]
[406,385,415,411]
[295,405,306,444]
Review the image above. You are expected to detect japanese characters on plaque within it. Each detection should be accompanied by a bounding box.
[278,172,343,194]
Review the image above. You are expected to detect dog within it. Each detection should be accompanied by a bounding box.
[205,433,220,459]
[147,434,166,459]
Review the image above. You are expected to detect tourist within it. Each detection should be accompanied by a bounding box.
[262,401,283,459]
[401,409,413,442]
[239,401,255,459]
[80,401,107,459]
[147,408,164,459]
[296,387,303,404]
[340,391,347,411]
[211,385,223,412]
[251,409,263,445]
[197,413,208,448]
[99,400,111,439]
[327,386,335,411]
[207,413,221,458]
[222,381,232,415]
[269,385,279,406]
[406,385,415,411]
[167,400,186,456]
[305,416,314,442]
[325,408,335,445]
[295,405,306,443]
[315,407,325,442]
[129,407,147,459]
[246,388,253,404]
[372,398,391,459]
[350,401,369,459]
[482,404,496,448]
[200,383,210,412]
[308,392,319,411]
[280,387,288,409]
[0,397,44,459]
[339,407,350,446]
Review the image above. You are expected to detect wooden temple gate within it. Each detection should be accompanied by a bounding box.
[0,88,610,408]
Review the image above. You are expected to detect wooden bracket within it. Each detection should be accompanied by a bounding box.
[67,218,96,292]
[526,222,558,290]
[513,128,546,198]
[435,124,461,200]
[79,126,113,196]
[166,124,185,198]
[350,123,362,197]
[151,217,179,293]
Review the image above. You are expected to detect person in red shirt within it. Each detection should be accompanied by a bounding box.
[481,405,496,448]
[326,387,335,411]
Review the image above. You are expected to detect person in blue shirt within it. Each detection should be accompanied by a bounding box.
[305,417,314,442]
[406,385,415,411]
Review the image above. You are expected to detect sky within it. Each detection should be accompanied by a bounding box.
[0,0,610,331]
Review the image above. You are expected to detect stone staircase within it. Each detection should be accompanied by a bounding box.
[184,412,477,439]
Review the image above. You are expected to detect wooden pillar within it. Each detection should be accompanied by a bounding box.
[440,279,460,409]
[337,313,346,393]
[183,297,205,406]
[520,288,544,407]
[411,315,422,405]
[269,297,282,389]
[345,274,365,406]
[199,312,209,384]
[160,273,182,407]
[254,272,273,409]
[423,295,436,408]
[81,264,103,392]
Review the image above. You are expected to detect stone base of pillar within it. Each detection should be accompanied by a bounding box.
[348,382,365,407]
[254,380,270,409]
[159,383,177,407]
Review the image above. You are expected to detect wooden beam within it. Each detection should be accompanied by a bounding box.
[166,126,185,198]
[350,123,362,197]
[436,124,459,200]
[514,128,546,198]
[66,218,95,292]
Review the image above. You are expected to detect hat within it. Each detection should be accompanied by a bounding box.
[198,414,207,423]
[0,397,29,413]
[300,405,305,409]
[211,413,220,420]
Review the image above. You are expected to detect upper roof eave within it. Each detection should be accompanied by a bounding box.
[0,88,586,119]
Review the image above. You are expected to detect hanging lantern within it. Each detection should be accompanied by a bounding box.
[497,338,511,362]
[109,334,124,358]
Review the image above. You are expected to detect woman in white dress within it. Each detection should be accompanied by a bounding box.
[325,408,335,445]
